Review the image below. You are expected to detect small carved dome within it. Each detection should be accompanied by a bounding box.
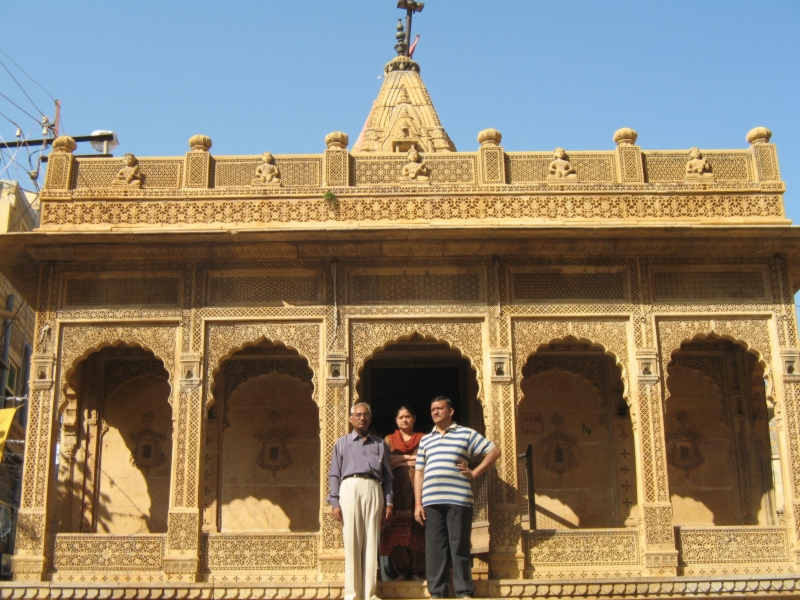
[746,127,772,145]
[613,128,638,146]
[477,128,502,147]
[188,134,212,152]
[325,131,349,149]
[52,135,77,153]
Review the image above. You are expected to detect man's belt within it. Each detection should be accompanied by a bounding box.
[343,473,381,483]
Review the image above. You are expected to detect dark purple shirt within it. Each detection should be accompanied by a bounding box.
[327,431,394,509]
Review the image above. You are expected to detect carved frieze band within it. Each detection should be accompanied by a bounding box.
[40,193,784,228]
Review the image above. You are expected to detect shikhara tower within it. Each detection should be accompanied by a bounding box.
[1,7,800,599]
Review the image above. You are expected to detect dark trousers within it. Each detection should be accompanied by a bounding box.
[425,504,474,598]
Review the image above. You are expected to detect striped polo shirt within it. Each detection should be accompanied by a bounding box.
[415,422,495,507]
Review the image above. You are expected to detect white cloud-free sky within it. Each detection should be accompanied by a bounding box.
[1,1,798,217]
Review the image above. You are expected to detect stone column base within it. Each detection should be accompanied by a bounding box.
[164,556,200,582]
[643,550,679,576]
[10,555,47,581]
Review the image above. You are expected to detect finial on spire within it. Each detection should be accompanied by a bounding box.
[396,0,424,57]
[394,19,407,56]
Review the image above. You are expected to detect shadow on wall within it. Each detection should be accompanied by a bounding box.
[97,373,172,533]
[665,340,776,527]
[220,371,320,533]
[517,343,636,530]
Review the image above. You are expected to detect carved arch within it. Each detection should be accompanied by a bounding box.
[655,319,774,405]
[511,319,631,409]
[350,320,484,404]
[58,324,178,412]
[204,322,321,408]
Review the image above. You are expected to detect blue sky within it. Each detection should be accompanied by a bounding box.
[1,1,798,218]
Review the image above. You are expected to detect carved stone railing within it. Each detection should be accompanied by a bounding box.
[523,529,641,578]
[676,526,791,576]
[50,534,166,582]
[201,533,319,582]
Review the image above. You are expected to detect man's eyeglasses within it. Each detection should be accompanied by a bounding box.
[352,413,370,420]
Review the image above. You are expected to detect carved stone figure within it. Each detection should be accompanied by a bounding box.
[111,153,142,188]
[251,152,281,185]
[547,148,577,181]
[400,147,430,182]
[685,147,714,180]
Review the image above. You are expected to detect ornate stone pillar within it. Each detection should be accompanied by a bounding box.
[163,352,203,581]
[10,350,56,580]
[771,253,800,568]
[11,263,58,581]
[477,129,506,185]
[613,128,644,183]
[183,135,213,188]
[318,352,348,579]
[323,132,350,188]
[487,349,524,579]
[634,349,679,575]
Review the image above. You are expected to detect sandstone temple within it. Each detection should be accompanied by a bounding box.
[0,15,799,600]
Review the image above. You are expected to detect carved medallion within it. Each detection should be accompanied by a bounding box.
[129,411,167,475]
[666,411,704,475]
[256,411,294,474]
[540,413,578,476]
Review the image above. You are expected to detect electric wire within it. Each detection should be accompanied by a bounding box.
[0,109,23,131]
[0,58,45,118]
[0,49,55,102]
[0,91,40,125]
[0,129,34,178]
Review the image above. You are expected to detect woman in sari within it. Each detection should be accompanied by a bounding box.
[380,405,426,581]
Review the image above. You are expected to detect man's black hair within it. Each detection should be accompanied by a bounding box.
[431,396,453,409]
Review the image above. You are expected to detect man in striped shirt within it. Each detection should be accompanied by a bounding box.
[414,396,501,599]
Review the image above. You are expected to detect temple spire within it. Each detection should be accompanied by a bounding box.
[353,4,453,153]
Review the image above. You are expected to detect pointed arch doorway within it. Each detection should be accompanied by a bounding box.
[357,334,483,437]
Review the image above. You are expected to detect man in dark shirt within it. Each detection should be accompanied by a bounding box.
[328,402,394,600]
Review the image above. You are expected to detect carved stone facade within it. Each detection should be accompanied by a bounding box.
[1,44,800,600]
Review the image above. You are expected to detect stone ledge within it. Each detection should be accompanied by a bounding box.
[2,575,800,599]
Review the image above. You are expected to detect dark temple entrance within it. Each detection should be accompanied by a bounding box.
[358,336,483,437]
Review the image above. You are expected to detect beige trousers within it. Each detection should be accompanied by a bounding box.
[341,477,383,600]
